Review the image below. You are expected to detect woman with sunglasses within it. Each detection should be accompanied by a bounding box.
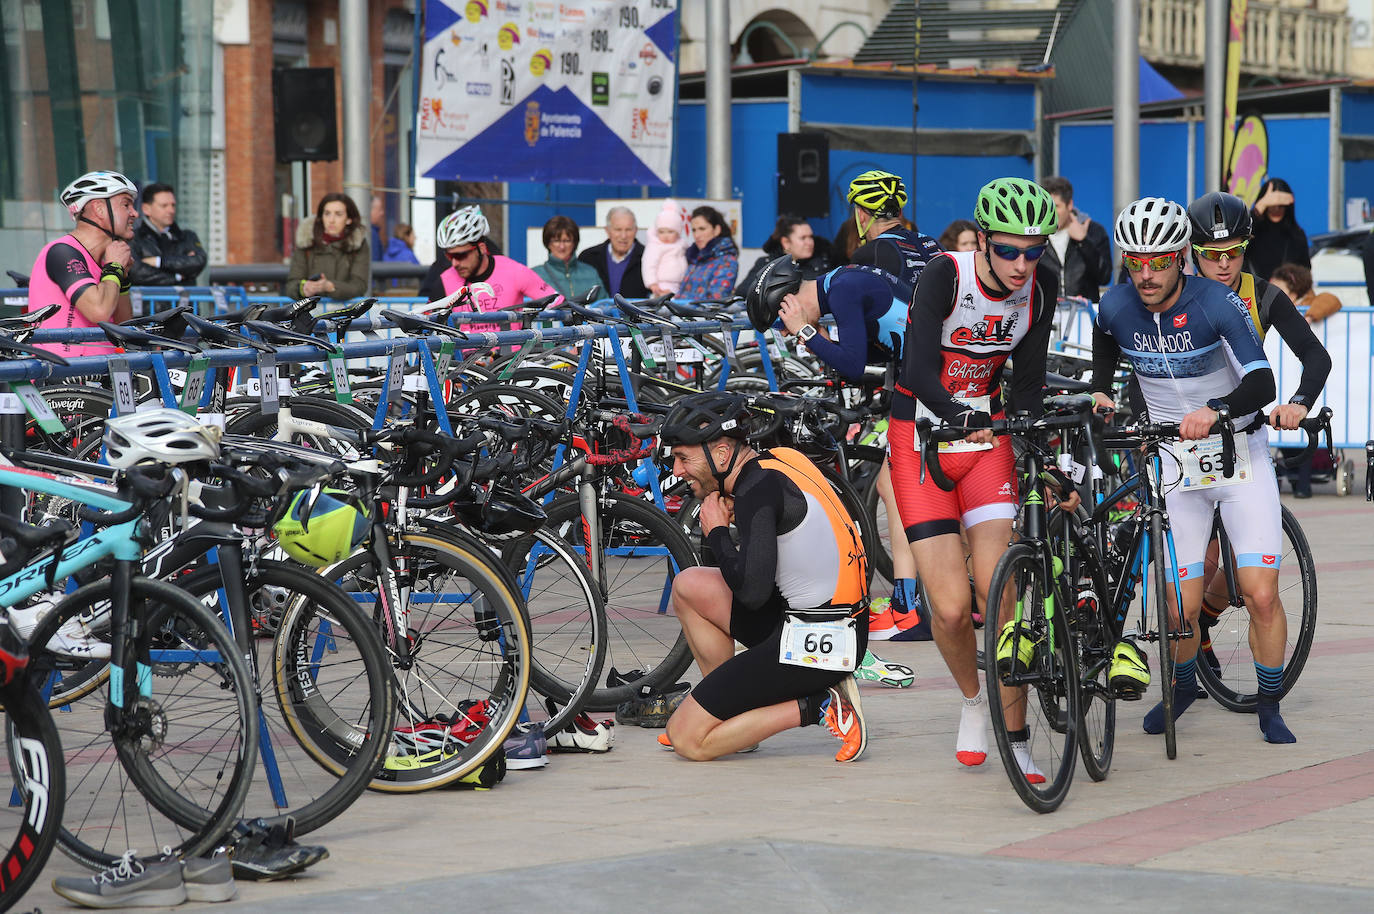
[1092,197,1296,746]
[886,177,1061,775]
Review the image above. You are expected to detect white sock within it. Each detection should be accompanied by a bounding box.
[1011,739,1045,783]
[955,690,988,766]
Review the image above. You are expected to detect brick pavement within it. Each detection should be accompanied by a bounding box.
[20,490,1374,912]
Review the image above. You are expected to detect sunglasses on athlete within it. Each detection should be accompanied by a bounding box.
[447,246,480,262]
[988,241,1047,262]
[1121,250,1181,272]
[1192,240,1249,262]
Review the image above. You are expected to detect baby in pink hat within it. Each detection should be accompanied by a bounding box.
[641,200,688,296]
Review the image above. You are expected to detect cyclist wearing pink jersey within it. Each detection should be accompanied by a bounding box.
[433,206,556,332]
[28,171,138,357]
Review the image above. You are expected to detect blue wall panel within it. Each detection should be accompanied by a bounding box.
[801,74,1035,131]
[675,100,789,246]
[1261,117,1330,237]
[1341,89,1374,135]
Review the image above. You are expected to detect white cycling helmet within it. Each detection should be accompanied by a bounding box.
[436,205,489,249]
[1113,197,1191,254]
[60,171,138,220]
[104,408,222,468]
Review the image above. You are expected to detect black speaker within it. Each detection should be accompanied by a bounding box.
[777,133,829,219]
[273,68,338,163]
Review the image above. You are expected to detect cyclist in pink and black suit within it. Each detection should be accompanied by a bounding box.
[432,205,556,333]
[27,171,139,358]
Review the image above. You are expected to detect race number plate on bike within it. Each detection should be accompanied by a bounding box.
[1178,434,1252,489]
[779,610,857,672]
[912,395,993,454]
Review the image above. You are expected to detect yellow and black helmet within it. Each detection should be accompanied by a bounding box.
[847,170,908,217]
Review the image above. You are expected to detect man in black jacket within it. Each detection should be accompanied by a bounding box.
[577,206,650,299]
[128,183,207,286]
[1039,176,1112,302]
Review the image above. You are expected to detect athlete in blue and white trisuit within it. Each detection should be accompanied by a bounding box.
[1091,197,1295,744]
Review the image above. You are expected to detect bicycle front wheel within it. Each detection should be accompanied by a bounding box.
[1195,505,1316,711]
[1149,513,1179,761]
[983,543,1079,814]
[1,680,64,911]
[28,577,258,868]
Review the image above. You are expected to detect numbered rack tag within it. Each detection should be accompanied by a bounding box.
[179,356,211,414]
[385,343,406,405]
[108,356,138,416]
[258,353,279,416]
[326,349,353,405]
[1178,434,1252,490]
[12,383,66,434]
[778,611,857,672]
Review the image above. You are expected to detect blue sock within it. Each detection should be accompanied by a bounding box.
[1255,663,1296,743]
[891,579,917,613]
[1143,658,1198,734]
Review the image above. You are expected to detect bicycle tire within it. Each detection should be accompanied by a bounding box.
[983,543,1080,814]
[27,576,257,868]
[852,446,896,586]
[0,680,64,912]
[176,562,396,835]
[1149,513,1178,761]
[224,395,373,451]
[1195,505,1316,711]
[325,532,531,791]
[500,526,608,733]
[540,492,698,710]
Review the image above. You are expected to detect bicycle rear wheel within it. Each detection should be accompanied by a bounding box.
[983,543,1079,814]
[28,577,257,868]
[541,492,698,710]
[327,532,531,791]
[178,562,396,835]
[1195,505,1316,711]
[1,679,64,911]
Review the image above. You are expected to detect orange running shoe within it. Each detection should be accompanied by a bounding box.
[867,599,899,641]
[824,677,868,762]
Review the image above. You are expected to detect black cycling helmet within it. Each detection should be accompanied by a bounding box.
[660,392,753,447]
[746,255,805,332]
[1188,191,1252,245]
[453,486,546,540]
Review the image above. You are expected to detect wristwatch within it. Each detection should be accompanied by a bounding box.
[1205,398,1230,416]
[1288,394,1312,408]
[796,324,818,344]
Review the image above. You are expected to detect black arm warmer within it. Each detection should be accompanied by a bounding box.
[1091,323,1122,395]
[1266,291,1332,404]
[1220,367,1277,416]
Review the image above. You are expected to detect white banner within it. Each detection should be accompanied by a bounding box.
[417,0,677,186]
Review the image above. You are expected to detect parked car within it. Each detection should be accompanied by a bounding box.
[1309,223,1370,309]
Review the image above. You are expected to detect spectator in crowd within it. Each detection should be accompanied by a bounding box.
[735,214,833,296]
[382,223,420,264]
[286,192,371,300]
[128,182,207,286]
[579,206,650,299]
[937,219,979,253]
[1268,261,1342,498]
[370,195,386,262]
[1039,176,1113,302]
[642,200,689,296]
[533,215,602,299]
[28,170,137,357]
[831,217,862,265]
[1248,178,1310,279]
[680,205,739,300]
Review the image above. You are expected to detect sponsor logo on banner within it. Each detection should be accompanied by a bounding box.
[630,107,670,142]
[617,59,638,76]
[498,22,521,49]
[530,49,553,77]
[500,59,516,105]
[466,81,493,96]
[647,75,663,96]
[465,0,489,22]
[525,101,541,146]
[591,72,609,106]
[495,0,522,13]
[525,26,556,41]
[540,112,584,139]
[559,3,585,23]
[639,43,658,65]
[530,1,555,20]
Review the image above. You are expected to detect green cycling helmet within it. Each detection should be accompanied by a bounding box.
[273,488,370,567]
[974,178,1058,237]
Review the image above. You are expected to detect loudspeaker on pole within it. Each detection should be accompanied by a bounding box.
[273,68,339,163]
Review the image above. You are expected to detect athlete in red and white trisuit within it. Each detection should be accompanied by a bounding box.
[887,178,1061,775]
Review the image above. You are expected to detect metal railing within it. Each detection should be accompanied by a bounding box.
[1139,0,1350,80]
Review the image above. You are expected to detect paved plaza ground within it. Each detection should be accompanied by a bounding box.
[23,487,1374,913]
